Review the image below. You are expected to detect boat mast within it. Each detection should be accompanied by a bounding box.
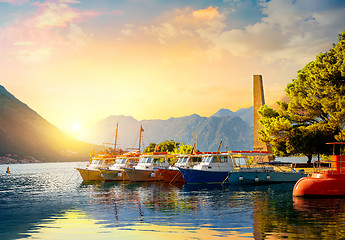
[114,122,118,151]
[217,139,223,153]
[138,124,144,152]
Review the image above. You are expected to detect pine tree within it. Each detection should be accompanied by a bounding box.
[259,30,345,163]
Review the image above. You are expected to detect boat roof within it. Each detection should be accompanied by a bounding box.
[228,150,273,157]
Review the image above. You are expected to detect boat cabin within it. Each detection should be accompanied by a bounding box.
[134,153,170,170]
[175,154,202,168]
[87,157,115,170]
[193,153,234,172]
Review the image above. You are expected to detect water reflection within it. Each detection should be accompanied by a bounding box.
[292,197,345,240]
[3,163,345,239]
[78,182,345,240]
[24,209,253,240]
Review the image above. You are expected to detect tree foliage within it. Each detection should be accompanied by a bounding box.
[143,140,180,153]
[143,140,196,154]
[259,30,345,162]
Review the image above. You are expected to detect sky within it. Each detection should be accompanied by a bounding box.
[1,0,345,136]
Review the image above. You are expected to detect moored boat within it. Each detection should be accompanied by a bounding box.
[228,151,307,184]
[178,152,235,184]
[124,152,171,182]
[293,142,345,197]
[76,155,116,181]
[157,154,202,183]
[99,152,141,181]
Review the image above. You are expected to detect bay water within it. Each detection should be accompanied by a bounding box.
[1,162,345,239]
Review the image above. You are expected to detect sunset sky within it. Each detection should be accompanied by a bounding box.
[1,0,345,136]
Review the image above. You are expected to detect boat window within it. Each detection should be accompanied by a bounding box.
[177,157,183,163]
[202,156,212,163]
[90,160,98,165]
[139,157,148,163]
[211,157,217,163]
[116,158,125,164]
[146,157,153,163]
[91,160,103,166]
[154,157,165,163]
[220,156,228,163]
[183,157,189,163]
[191,156,201,162]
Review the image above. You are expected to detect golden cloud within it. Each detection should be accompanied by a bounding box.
[192,6,220,20]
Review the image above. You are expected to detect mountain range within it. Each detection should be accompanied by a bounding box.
[0,84,255,160]
[0,85,95,162]
[77,107,254,152]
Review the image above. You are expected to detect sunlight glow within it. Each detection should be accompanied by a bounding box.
[70,122,82,136]
[24,209,253,240]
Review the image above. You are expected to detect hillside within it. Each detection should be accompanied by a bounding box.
[0,85,95,162]
[78,112,254,152]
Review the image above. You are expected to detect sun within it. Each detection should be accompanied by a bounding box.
[71,122,82,134]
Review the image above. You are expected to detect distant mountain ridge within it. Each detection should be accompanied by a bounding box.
[211,107,253,127]
[78,108,254,152]
[0,84,254,159]
[0,85,94,162]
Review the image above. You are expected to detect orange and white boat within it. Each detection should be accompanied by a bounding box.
[293,142,345,197]
[99,151,141,181]
[124,152,171,182]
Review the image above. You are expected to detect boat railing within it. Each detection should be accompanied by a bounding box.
[76,162,88,168]
[313,155,345,174]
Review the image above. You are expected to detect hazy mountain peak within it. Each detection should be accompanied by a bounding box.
[0,85,19,102]
[212,108,234,117]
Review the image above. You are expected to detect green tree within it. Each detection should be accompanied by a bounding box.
[177,143,195,154]
[259,30,345,163]
[143,142,157,153]
[143,140,196,154]
[158,140,180,153]
[143,140,180,153]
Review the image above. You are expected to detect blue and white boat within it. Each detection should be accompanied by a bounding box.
[178,153,235,184]
[227,151,308,184]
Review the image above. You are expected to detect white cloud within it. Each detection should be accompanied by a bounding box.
[208,0,345,64]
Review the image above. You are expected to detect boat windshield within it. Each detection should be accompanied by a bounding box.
[202,156,213,163]
[177,157,189,163]
[90,160,103,166]
[139,157,153,164]
[116,158,127,164]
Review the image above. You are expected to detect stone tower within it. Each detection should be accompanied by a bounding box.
[253,75,273,160]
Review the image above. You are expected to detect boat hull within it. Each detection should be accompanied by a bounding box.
[99,169,129,181]
[178,168,229,184]
[124,168,164,182]
[76,168,103,181]
[229,171,307,184]
[157,168,185,183]
[293,173,345,197]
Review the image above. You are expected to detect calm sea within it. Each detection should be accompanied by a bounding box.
[1,162,345,240]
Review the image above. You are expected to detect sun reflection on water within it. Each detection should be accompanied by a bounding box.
[24,209,253,240]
